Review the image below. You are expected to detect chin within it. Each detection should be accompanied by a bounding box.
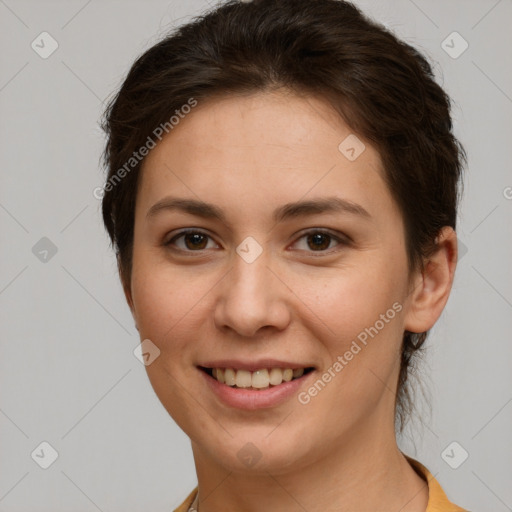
[197,426,315,476]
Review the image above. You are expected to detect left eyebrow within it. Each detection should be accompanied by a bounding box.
[273,197,371,223]
[145,196,372,223]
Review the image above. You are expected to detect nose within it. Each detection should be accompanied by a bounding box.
[214,249,291,338]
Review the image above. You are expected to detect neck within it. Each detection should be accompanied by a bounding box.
[190,412,428,512]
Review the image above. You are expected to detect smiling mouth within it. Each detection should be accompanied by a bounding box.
[199,366,315,390]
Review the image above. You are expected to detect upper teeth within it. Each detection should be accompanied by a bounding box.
[211,368,305,388]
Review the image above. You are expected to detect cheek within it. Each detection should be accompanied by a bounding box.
[129,260,212,428]
[302,260,405,349]
[130,256,218,360]
[130,258,185,345]
[294,260,406,408]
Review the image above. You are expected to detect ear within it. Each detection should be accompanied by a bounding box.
[403,226,458,333]
[118,259,139,332]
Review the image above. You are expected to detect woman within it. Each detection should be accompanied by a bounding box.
[100,0,467,510]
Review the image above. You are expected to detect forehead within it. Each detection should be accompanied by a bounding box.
[144,90,371,165]
[137,90,395,224]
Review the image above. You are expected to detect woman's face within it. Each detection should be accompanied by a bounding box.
[126,90,420,473]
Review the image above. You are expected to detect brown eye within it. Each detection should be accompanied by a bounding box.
[306,232,332,251]
[293,230,349,253]
[182,232,208,250]
[165,230,218,252]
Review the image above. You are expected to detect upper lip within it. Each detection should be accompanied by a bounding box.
[198,359,315,372]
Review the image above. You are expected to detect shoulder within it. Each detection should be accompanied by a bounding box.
[172,487,198,512]
[405,455,468,512]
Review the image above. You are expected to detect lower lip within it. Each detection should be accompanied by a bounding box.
[199,368,314,410]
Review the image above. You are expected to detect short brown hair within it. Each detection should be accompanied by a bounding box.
[100,0,466,432]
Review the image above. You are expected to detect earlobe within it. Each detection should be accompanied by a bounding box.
[403,226,458,334]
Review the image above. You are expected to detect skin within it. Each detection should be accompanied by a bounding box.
[123,89,458,512]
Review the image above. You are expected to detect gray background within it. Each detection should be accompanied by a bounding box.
[1,0,511,511]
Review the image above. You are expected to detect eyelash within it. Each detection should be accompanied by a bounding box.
[163,229,350,256]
